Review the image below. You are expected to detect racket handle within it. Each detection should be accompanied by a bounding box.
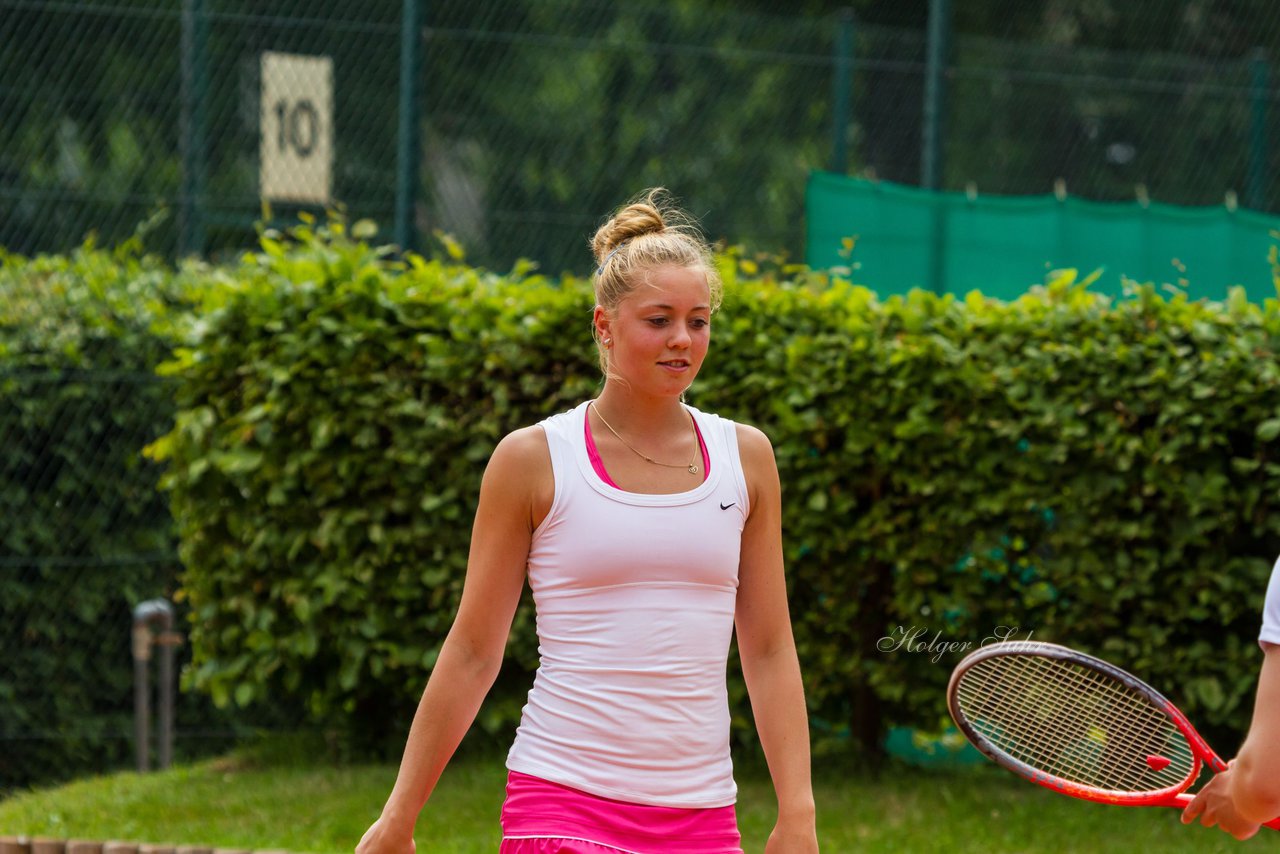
[1170,794,1280,831]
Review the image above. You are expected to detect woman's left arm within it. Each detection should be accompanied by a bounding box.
[735,424,819,853]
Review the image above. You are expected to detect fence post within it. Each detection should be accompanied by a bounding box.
[158,618,176,770]
[921,0,952,191]
[1248,48,1270,212]
[179,0,209,256]
[922,0,952,294]
[395,0,424,253]
[133,599,179,772]
[829,8,855,174]
[132,614,152,772]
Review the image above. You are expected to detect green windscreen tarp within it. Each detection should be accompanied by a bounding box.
[806,171,1280,301]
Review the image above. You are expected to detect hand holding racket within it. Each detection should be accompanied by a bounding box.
[946,641,1280,831]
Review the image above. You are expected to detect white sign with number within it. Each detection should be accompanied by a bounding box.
[260,51,333,204]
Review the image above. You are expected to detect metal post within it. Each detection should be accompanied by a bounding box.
[132,620,152,773]
[922,0,952,294]
[395,0,423,252]
[179,0,209,256]
[830,9,855,174]
[158,627,175,769]
[921,0,952,191]
[133,599,180,772]
[1248,48,1270,211]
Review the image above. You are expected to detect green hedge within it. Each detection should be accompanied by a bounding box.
[0,235,302,789]
[144,222,1280,759]
[0,237,188,787]
[761,275,1280,755]
[147,221,599,752]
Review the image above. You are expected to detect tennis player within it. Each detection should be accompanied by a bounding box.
[356,190,818,853]
[1181,556,1280,840]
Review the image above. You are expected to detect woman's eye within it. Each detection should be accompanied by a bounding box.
[691,318,709,329]
[648,317,668,326]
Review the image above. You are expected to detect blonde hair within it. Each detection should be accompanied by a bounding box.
[590,188,722,377]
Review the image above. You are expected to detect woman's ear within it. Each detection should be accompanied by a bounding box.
[593,304,612,344]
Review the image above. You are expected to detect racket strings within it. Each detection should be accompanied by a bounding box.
[956,653,1196,794]
[961,657,1170,791]
[970,657,1187,791]
[963,655,1193,792]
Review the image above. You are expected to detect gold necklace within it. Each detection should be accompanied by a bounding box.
[591,403,701,475]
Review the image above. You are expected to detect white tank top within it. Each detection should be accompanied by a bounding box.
[1262,556,1280,648]
[505,400,750,808]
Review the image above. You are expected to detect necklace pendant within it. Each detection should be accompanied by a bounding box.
[688,463,700,475]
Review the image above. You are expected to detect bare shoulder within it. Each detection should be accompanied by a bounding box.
[485,424,554,529]
[734,422,780,511]
[489,424,551,472]
[734,422,778,470]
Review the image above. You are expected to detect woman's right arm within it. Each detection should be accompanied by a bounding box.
[356,426,551,853]
[1230,644,1280,821]
[1181,643,1280,838]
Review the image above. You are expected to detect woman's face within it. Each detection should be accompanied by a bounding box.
[596,264,712,398]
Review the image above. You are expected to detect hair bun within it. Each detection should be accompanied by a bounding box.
[591,189,671,263]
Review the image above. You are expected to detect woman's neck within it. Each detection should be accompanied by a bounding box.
[592,384,689,435]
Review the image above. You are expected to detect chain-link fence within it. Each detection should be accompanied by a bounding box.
[1,361,303,791]
[0,243,304,790]
[940,34,1276,207]
[6,1,1280,268]
[3,368,200,790]
[8,0,1280,789]
[1,0,403,260]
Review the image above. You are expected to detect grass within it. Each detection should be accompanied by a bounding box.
[0,748,1267,853]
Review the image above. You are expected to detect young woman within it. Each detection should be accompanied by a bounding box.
[1181,557,1280,840]
[356,190,818,853]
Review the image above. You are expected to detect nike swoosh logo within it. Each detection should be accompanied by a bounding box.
[720,502,736,510]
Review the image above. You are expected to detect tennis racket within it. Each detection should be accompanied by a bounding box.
[946,640,1280,830]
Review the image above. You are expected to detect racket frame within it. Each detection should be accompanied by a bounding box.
[947,641,1222,808]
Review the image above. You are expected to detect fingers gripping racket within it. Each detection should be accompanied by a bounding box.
[947,641,1280,830]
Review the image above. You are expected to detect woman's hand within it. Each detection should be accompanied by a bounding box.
[1181,765,1263,840]
[355,815,417,854]
[764,816,819,853]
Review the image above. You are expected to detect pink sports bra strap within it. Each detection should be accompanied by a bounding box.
[584,405,710,488]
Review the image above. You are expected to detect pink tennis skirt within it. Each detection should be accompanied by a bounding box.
[499,770,743,854]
